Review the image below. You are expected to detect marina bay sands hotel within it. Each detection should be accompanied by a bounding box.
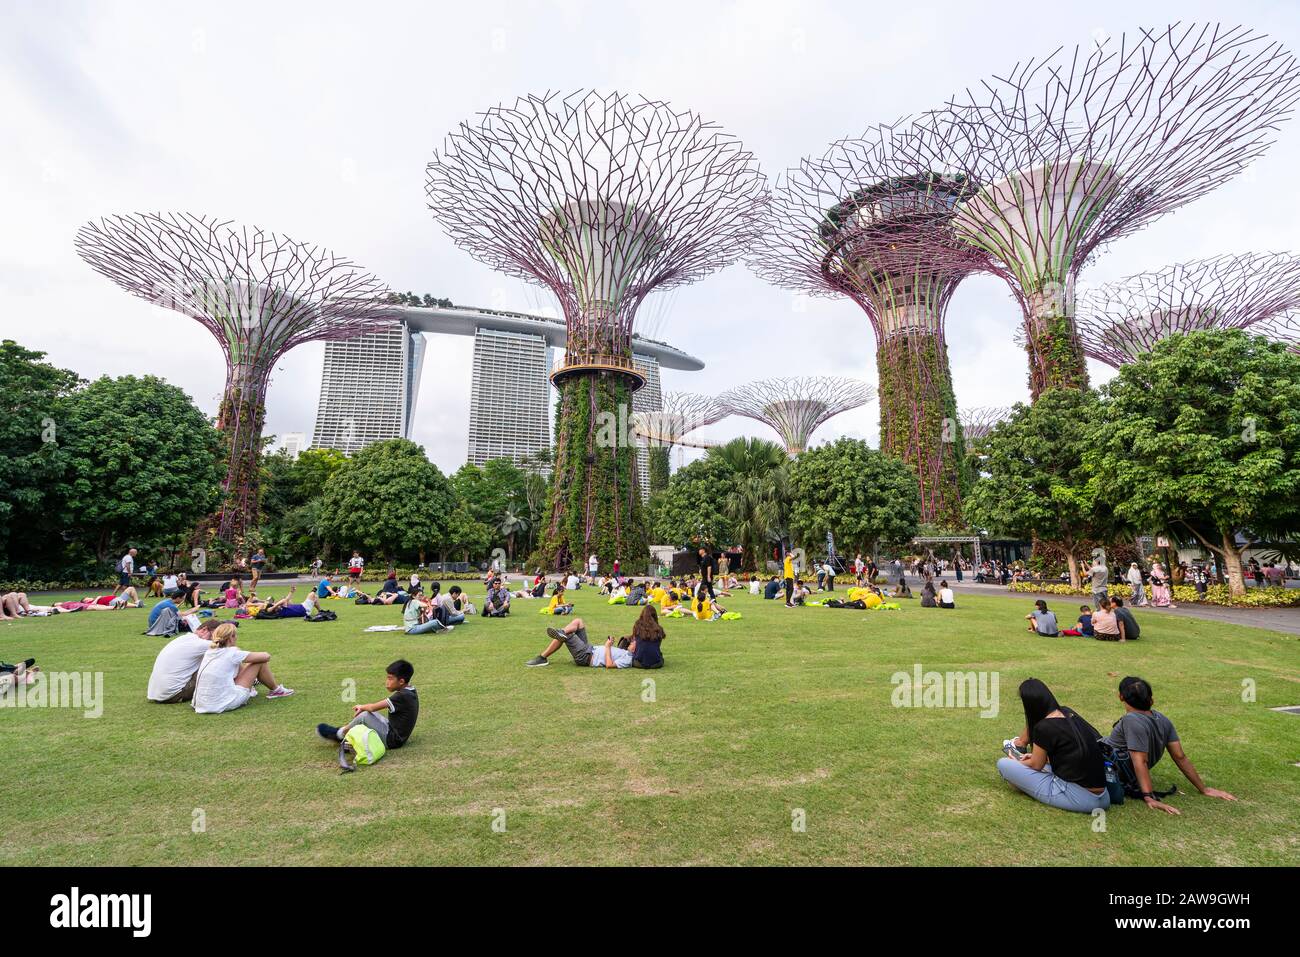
[310,304,703,485]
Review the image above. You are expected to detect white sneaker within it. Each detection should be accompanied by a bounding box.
[267,686,295,699]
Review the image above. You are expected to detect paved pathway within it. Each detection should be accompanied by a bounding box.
[943,580,1300,636]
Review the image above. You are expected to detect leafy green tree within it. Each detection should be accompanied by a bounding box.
[0,341,81,573]
[451,458,528,544]
[1088,330,1300,596]
[291,447,347,503]
[445,500,492,564]
[964,388,1117,588]
[319,439,457,562]
[708,437,790,568]
[647,454,736,550]
[59,375,223,561]
[788,438,920,554]
[647,446,671,494]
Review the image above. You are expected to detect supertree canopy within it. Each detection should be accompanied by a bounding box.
[910,23,1300,398]
[959,406,1012,449]
[1256,312,1300,353]
[426,90,767,568]
[719,376,874,456]
[75,212,395,545]
[749,124,995,525]
[632,391,726,448]
[1076,252,1300,367]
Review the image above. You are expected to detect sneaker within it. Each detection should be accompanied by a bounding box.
[546,627,566,644]
[1002,738,1028,756]
[444,625,454,632]
[247,686,258,698]
[267,686,295,699]
[524,655,550,667]
[317,723,341,741]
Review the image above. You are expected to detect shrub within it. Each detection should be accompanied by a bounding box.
[1005,581,1300,608]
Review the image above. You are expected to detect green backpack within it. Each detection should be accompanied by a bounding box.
[339,724,387,772]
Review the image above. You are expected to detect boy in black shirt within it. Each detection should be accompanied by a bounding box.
[316,659,419,753]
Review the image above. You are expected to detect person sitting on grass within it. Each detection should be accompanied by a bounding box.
[919,580,937,608]
[317,659,419,753]
[1025,599,1059,636]
[996,677,1110,814]
[1104,676,1236,815]
[1109,596,1140,641]
[483,578,512,617]
[628,603,665,669]
[436,585,470,623]
[1091,596,1127,641]
[938,581,955,609]
[692,585,725,620]
[404,593,455,635]
[147,618,223,703]
[316,576,340,601]
[192,622,294,713]
[543,582,573,616]
[762,575,782,600]
[892,574,912,599]
[1061,605,1094,637]
[627,580,648,605]
[524,618,636,669]
[790,579,811,606]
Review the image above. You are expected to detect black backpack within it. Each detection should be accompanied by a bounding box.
[305,608,338,622]
[1097,713,1177,803]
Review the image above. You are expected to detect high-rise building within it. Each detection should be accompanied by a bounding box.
[311,322,425,453]
[280,432,308,459]
[467,328,552,468]
[309,304,700,475]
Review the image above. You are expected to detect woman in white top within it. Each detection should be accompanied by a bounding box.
[192,623,294,714]
[938,581,956,609]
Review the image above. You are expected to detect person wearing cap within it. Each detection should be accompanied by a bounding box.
[147,617,223,703]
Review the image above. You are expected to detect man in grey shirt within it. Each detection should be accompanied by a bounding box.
[1089,557,1109,607]
[1109,596,1140,640]
[1106,676,1236,814]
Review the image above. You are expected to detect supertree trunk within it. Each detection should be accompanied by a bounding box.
[876,332,964,527]
[542,372,648,570]
[1024,288,1089,398]
[212,359,272,547]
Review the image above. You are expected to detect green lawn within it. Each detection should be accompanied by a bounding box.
[2,586,1297,866]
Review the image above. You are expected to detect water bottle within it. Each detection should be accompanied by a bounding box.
[1104,761,1124,804]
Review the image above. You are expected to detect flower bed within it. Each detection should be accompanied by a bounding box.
[1005,581,1300,607]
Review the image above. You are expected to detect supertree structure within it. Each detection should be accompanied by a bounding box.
[1256,312,1300,353]
[719,377,874,456]
[748,124,996,525]
[426,90,767,568]
[632,391,726,448]
[959,406,1012,449]
[910,23,1300,399]
[75,212,395,545]
[1076,252,1300,366]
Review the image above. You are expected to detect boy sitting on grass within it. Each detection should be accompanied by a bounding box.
[317,659,419,752]
[1061,604,1094,637]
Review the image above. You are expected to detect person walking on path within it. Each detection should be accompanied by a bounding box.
[1126,562,1147,606]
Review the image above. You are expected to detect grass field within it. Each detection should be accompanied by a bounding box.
[2,585,1297,866]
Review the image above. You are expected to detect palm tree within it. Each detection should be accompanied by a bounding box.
[707,437,790,571]
[497,508,530,561]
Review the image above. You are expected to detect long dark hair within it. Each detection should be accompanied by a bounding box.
[632,603,665,643]
[1018,678,1061,745]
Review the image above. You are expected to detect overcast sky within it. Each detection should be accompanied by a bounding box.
[4,0,1299,474]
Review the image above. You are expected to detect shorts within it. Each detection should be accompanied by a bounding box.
[155,672,198,704]
[119,572,131,587]
[562,626,594,667]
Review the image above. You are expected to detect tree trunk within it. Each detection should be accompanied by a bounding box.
[1023,286,1089,400]
[1066,551,1081,590]
[1221,531,1247,598]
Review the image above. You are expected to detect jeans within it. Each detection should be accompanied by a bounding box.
[406,618,447,635]
[997,758,1111,813]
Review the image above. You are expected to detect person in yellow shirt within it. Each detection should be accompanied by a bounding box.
[692,585,723,620]
[782,551,795,607]
[544,583,573,616]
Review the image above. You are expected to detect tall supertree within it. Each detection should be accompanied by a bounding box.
[76,212,395,546]
[426,90,767,568]
[633,391,727,493]
[910,23,1300,398]
[749,125,996,525]
[719,376,874,456]
[1076,253,1300,366]
[1257,312,1300,353]
[959,406,1011,449]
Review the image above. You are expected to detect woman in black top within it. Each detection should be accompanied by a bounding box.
[919,581,937,608]
[997,678,1111,813]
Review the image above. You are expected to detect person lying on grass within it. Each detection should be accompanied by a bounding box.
[524,618,637,668]
[64,587,144,611]
[147,617,222,703]
[1,591,35,620]
[1025,600,1059,636]
[257,586,318,619]
[317,658,418,751]
[997,677,1110,814]
[1105,676,1235,815]
[192,622,294,714]
[0,658,39,694]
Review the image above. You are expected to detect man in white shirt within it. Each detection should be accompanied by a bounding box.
[114,548,137,595]
[587,554,599,583]
[566,572,581,591]
[147,619,221,703]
